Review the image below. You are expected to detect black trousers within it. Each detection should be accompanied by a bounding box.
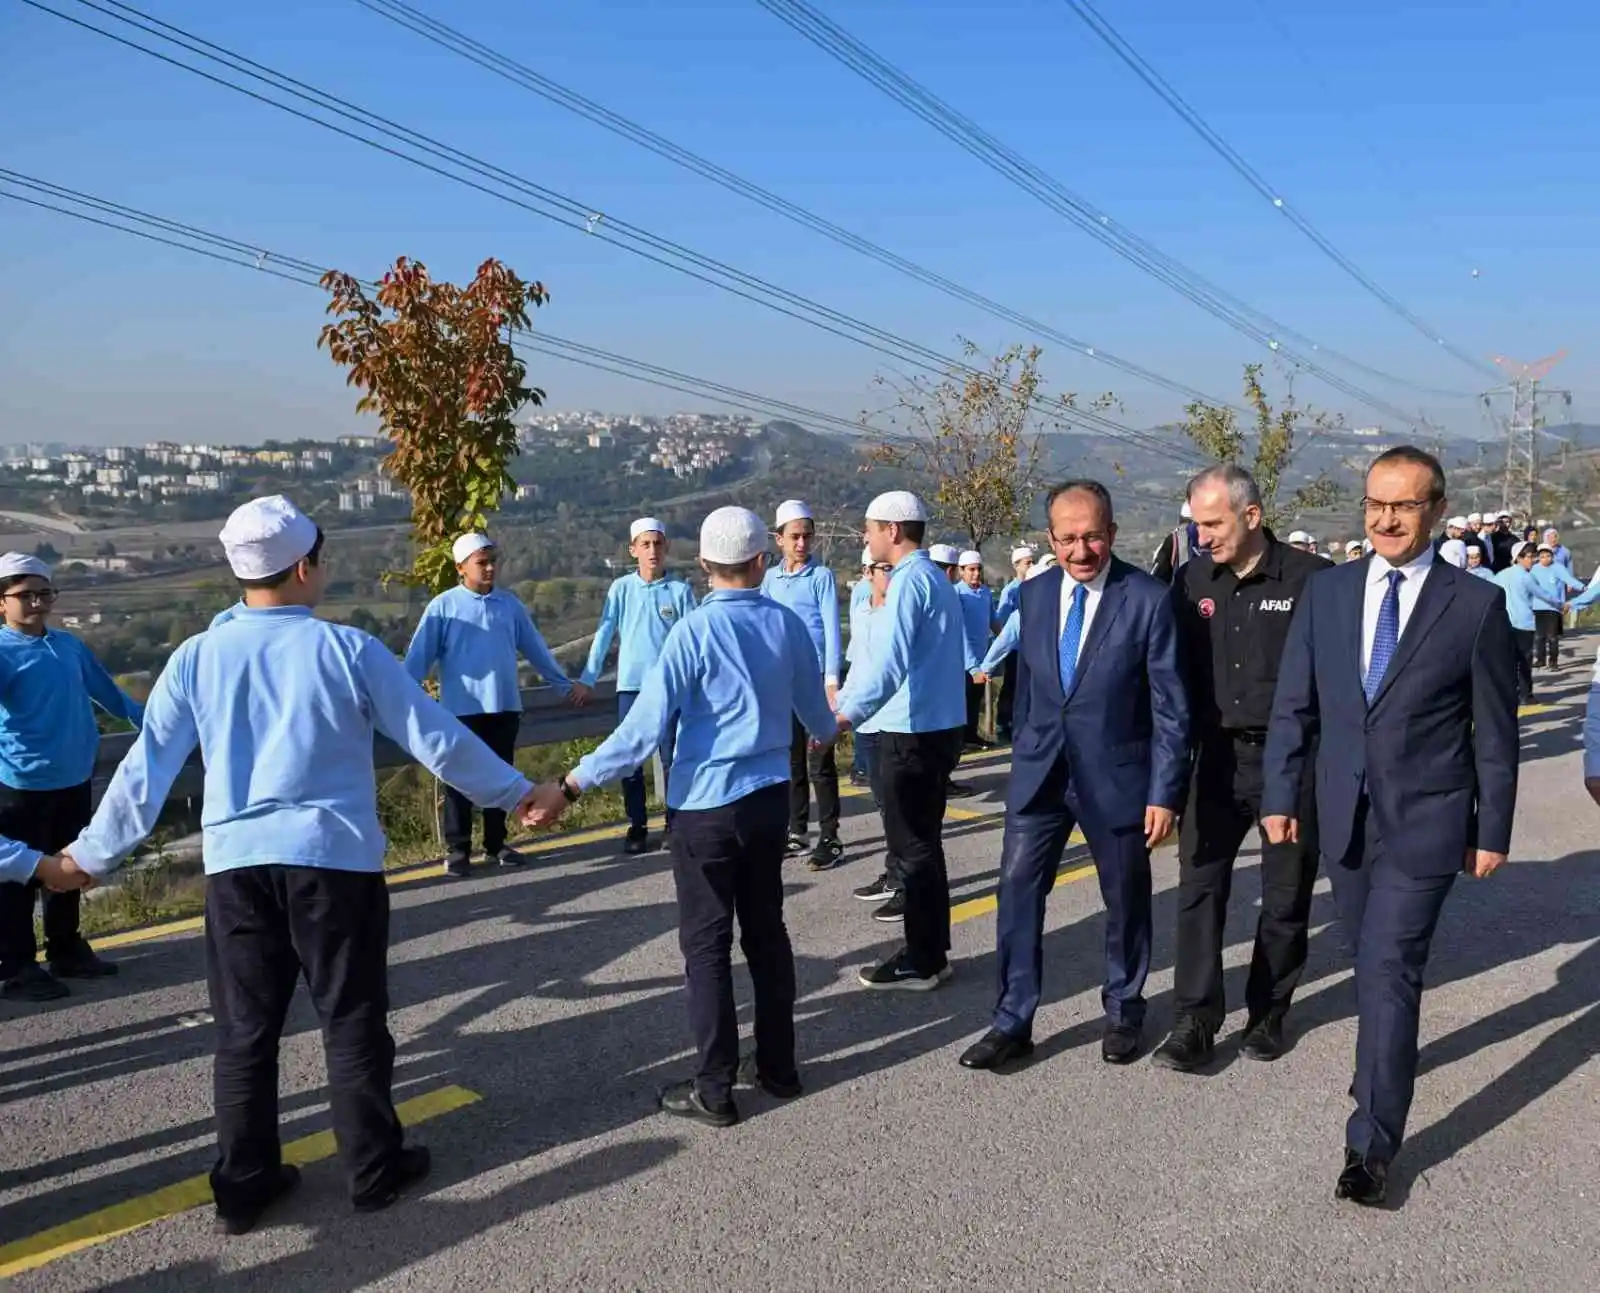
[669,784,795,1104]
[205,865,404,1214]
[1512,629,1535,701]
[963,679,985,743]
[0,781,93,979]
[996,659,1017,739]
[440,711,521,858]
[1533,609,1563,666]
[788,718,840,840]
[1174,734,1319,1031]
[877,728,963,975]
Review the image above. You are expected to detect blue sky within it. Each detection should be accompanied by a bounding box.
[2,0,1596,446]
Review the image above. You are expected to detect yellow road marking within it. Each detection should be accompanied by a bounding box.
[950,862,1096,924]
[0,1084,481,1278]
[1518,703,1556,716]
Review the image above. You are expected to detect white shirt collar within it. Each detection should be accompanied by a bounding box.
[1366,547,1435,587]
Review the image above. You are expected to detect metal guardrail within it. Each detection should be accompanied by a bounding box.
[91,682,622,804]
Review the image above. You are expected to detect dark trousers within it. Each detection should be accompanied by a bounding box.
[1325,800,1455,1164]
[994,757,1152,1036]
[618,690,677,831]
[1533,609,1562,666]
[440,711,521,858]
[1173,734,1319,1031]
[206,865,404,1214]
[996,659,1017,740]
[669,784,795,1105]
[1512,629,1535,701]
[963,678,985,744]
[854,731,880,804]
[788,718,840,840]
[878,728,963,975]
[0,781,93,979]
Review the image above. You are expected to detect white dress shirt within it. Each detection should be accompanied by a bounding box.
[1361,548,1436,677]
[1057,561,1111,667]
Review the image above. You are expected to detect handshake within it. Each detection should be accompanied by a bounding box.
[515,780,578,830]
[35,853,95,893]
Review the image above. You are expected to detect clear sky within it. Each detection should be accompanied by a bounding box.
[2,0,1596,447]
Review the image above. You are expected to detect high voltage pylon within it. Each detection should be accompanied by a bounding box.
[1482,351,1573,520]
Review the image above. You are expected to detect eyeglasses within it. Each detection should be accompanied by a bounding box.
[1050,532,1111,549]
[869,563,893,574]
[3,589,56,606]
[1360,497,1438,517]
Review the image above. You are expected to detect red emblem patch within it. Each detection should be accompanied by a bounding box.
[1198,598,1216,618]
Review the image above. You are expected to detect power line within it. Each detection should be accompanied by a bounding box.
[1055,0,1494,385]
[19,0,1208,468]
[350,0,1239,414]
[753,0,1445,427]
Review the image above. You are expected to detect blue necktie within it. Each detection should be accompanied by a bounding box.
[1364,569,1405,701]
[1059,582,1087,693]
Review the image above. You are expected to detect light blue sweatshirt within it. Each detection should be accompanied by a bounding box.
[1530,562,1584,604]
[1493,565,1563,631]
[68,606,533,878]
[846,584,881,667]
[210,602,244,629]
[0,626,144,791]
[760,558,842,683]
[572,589,836,811]
[995,577,1022,628]
[580,572,697,691]
[956,583,994,675]
[838,549,967,736]
[405,584,572,715]
[980,609,1022,675]
[0,836,41,885]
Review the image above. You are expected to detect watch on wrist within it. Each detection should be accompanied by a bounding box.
[561,775,581,803]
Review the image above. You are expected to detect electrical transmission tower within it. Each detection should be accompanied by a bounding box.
[1482,351,1572,518]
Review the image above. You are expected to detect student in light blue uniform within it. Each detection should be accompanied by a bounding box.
[992,546,1037,742]
[582,516,697,855]
[836,491,968,990]
[761,499,845,870]
[842,547,891,798]
[63,496,535,1235]
[845,551,876,785]
[405,533,588,876]
[1465,547,1496,582]
[529,506,836,1128]
[1530,544,1585,668]
[955,550,995,747]
[1494,542,1565,702]
[975,556,1056,679]
[0,552,141,1003]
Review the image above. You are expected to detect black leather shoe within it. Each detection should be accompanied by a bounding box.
[657,1079,739,1127]
[1102,1023,1142,1065]
[1151,1016,1214,1072]
[215,1164,301,1236]
[444,855,472,878]
[959,1028,1034,1071]
[353,1145,432,1213]
[1241,1009,1290,1062]
[48,945,117,979]
[734,1054,802,1099]
[622,828,649,857]
[1335,1149,1388,1207]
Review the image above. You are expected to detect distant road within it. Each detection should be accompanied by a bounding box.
[0,508,86,535]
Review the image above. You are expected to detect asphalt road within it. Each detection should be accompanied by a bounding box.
[2,658,1597,1291]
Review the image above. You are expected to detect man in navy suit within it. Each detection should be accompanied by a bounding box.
[959,480,1190,1070]
[1262,446,1519,1207]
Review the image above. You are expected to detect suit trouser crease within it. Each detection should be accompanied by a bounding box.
[877,729,961,974]
[206,866,404,1213]
[668,784,795,1104]
[617,690,677,831]
[788,718,840,838]
[440,711,522,856]
[1173,739,1320,1030]
[0,781,93,976]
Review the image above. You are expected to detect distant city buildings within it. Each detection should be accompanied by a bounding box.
[518,408,757,479]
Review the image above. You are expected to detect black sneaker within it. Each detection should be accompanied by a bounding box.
[444,855,472,878]
[1240,1008,1290,1062]
[352,1145,432,1213]
[734,1054,803,1099]
[622,827,649,857]
[214,1164,301,1237]
[493,848,526,868]
[945,779,977,799]
[857,948,945,992]
[1,963,69,1002]
[872,892,907,923]
[1151,1016,1215,1072]
[852,872,898,903]
[657,1079,739,1127]
[784,834,808,857]
[46,945,117,980]
[807,837,844,871]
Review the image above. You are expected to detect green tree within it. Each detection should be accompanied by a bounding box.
[319,256,549,593]
[1178,364,1343,528]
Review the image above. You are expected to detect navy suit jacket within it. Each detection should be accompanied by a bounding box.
[1261,557,1520,874]
[1008,556,1190,832]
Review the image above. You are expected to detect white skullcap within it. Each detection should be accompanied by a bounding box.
[630,516,666,540]
[864,490,929,523]
[1467,512,1483,523]
[1287,530,1309,544]
[1538,542,1555,553]
[774,499,812,528]
[219,496,318,580]
[928,543,961,565]
[1439,539,1468,569]
[1447,516,1467,529]
[700,506,766,564]
[451,533,494,564]
[958,550,982,567]
[0,552,51,582]
[1516,541,1538,558]
[1345,540,1362,553]
[1010,545,1033,564]
[1498,510,1513,520]
[1180,501,1193,520]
